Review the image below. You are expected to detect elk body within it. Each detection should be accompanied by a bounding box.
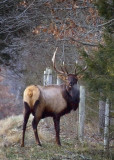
[21,48,84,147]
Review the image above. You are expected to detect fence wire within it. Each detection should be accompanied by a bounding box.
[44,68,114,151]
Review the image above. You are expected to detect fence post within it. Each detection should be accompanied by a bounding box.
[78,86,85,143]
[43,68,52,85]
[46,68,52,85]
[104,99,110,151]
[42,68,52,123]
[99,98,105,135]
[57,75,61,85]
[43,70,47,86]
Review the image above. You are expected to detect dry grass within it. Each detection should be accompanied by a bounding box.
[0,115,22,135]
[0,114,113,160]
[0,114,55,148]
[0,115,22,147]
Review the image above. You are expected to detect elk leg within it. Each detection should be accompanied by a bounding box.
[53,116,61,146]
[21,102,31,147]
[32,116,41,146]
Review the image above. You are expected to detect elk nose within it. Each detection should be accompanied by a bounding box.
[69,82,73,87]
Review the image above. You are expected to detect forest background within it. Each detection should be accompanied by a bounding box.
[0,0,114,159]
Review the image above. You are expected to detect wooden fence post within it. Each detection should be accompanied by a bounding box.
[57,75,61,85]
[43,70,47,86]
[104,99,110,151]
[43,68,52,85]
[99,98,105,135]
[78,86,85,143]
[99,92,105,135]
[46,68,52,85]
[42,68,52,123]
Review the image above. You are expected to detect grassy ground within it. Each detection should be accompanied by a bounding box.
[1,138,113,160]
[0,115,113,160]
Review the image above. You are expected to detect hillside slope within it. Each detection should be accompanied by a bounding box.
[0,114,113,160]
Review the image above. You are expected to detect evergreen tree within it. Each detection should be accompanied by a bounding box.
[95,0,114,20]
[80,0,114,102]
[80,1,114,139]
[81,34,114,101]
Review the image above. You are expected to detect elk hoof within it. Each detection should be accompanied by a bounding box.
[21,143,24,147]
[38,143,42,147]
[56,142,61,146]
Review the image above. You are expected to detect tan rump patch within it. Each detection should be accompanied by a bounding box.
[23,85,40,109]
[28,89,33,97]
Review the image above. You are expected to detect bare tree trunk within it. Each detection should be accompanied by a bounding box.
[104,99,110,151]
[78,86,85,143]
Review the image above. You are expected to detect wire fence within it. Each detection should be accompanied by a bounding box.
[43,67,114,151]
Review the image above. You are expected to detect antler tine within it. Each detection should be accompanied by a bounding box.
[60,65,65,73]
[52,48,66,75]
[74,60,87,75]
[74,60,78,75]
[62,61,69,75]
[76,65,88,75]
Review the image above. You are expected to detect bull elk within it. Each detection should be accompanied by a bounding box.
[21,48,87,147]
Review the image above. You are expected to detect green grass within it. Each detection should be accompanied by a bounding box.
[2,138,113,160]
[0,115,113,160]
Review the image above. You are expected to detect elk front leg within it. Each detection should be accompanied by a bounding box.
[53,116,61,146]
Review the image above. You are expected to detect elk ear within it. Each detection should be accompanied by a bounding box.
[77,75,84,79]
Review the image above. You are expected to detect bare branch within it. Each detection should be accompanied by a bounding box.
[97,19,114,28]
[70,37,99,46]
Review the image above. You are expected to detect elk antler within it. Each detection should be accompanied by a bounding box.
[75,61,87,76]
[60,62,69,75]
[52,48,68,75]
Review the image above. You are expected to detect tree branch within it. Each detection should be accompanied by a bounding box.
[97,19,114,28]
[70,37,99,46]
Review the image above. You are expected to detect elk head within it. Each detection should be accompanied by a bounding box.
[52,47,87,88]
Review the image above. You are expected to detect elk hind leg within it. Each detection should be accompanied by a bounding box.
[21,102,31,147]
[32,116,41,146]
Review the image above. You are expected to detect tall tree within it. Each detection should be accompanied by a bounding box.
[80,0,114,140]
[81,34,114,101]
